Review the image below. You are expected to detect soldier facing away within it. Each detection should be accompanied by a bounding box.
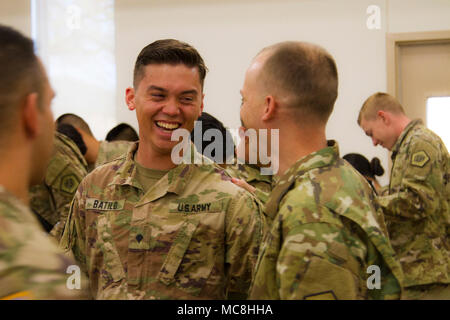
[60,39,265,299]
[358,92,449,299]
[0,25,89,299]
[56,113,132,172]
[244,41,403,299]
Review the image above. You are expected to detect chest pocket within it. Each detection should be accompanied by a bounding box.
[95,214,127,287]
[156,199,228,296]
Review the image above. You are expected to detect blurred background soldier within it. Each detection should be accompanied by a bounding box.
[105,122,139,142]
[343,153,385,194]
[56,113,132,172]
[358,92,449,299]
[0,24,88,299]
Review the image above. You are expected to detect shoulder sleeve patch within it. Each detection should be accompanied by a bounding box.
[60,174,79,194]
[410,150,430,167]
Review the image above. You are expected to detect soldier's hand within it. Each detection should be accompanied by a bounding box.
[231,178,256,194]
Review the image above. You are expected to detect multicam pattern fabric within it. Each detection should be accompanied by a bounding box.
[0,186,89,300]
[60,142,265,300]
[29,132,88,240]
[90,140,132,172]
[226,163,273,205]
[249,141,403,300]
[379,119,449,289]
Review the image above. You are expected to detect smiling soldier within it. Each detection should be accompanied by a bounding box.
[60,39,265,300]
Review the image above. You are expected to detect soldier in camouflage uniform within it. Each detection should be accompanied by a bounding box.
[29,131,89,239]
[0,25,88,299]
[56,113,132,172]
[240,41,403,299]
[359,92,449,299]
[60,39,265,299]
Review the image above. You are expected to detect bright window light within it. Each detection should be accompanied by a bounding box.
[31,0,116,140]
[427,97,450,149]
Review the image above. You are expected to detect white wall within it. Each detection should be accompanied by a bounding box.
[0,0,31,36]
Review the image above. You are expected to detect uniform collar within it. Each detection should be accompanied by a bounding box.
[108,142,201,205]
[0,185,32,219]
[390,119,423,160]
[241,164,272,184]
[264,140,339,218]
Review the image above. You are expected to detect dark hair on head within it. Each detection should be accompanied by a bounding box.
[133,39,208,89]
[57,123,87,155]
[0,25,43,135]
[260,41,338,123]
[369,157,384,176]
[190,112,235,164]
[56,113,93,136]
[106,123,139,142]
[343,153,384,179]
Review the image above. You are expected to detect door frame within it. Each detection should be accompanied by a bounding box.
[386,30,450,99]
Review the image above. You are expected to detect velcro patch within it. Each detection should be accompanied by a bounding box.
[304,291,337,300]
[86,198,125,211]
[411,151,430,167]
[60,174,79,194]
[169,201,223,214]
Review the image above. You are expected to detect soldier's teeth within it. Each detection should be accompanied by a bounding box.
[156,121,180,130]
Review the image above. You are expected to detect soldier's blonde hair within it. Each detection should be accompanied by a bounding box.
[358,92,405,125]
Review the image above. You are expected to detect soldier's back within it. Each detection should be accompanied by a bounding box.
[29,132,88,239]
[0,186,89,299]
[250,142,403,300]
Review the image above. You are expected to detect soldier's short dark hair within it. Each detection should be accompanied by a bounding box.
[260,41,338,123]
[57,123,87,156]
[343,153,384,179]
[56,113,93,136]
[133,39,208,89]
[0,25,43,136]
[190,112,235,163]
[106,123,139,142]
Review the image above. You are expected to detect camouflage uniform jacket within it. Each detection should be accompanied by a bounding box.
[379,119,449,287]
[90,140,133,172]
[60,142,265,300]
[226,163,273,205]
[249,141,403,300]
[0,186,89,299]
[29,132,88,240]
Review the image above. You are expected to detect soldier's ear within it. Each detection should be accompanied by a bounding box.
[377,110,389,125]
[262,95,277,122]
[126,87,136,111]
[22,92,40,139]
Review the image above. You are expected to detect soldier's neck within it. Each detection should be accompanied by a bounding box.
[135,144,177,171]
[0,144,32,205]
[277,126,327,176]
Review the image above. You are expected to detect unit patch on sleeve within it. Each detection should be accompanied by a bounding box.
[410,150,430,167]
[60,174,79,194]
